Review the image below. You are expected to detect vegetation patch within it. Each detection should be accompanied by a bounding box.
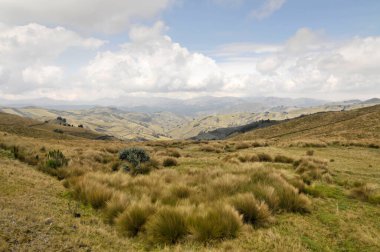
[350,183,380,205]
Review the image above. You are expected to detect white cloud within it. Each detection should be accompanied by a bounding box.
[0,0,175,33]
[251,0,286,20]
[213,28,380,99]
[82,21,224,95]
[0,23,104,93]
[22,65,63,86]
[0,23,379,101]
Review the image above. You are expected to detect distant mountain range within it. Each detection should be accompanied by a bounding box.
[1,96,379,141]
[0,96,328,115]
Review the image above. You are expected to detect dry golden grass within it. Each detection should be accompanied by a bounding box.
[1,121,380,251]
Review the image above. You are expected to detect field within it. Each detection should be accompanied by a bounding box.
[1,106,380,251]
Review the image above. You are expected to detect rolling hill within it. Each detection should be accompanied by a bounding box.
[1,97,379,141]
[0,112,110,140]
[231,105,380,143]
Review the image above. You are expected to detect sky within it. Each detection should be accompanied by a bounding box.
[0,0,379,102]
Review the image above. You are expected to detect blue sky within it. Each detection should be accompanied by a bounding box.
[162,0,380,51]
[0,0,379,101]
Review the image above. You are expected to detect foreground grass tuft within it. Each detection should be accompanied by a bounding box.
[231,193,273,227]
[116,203,156,237]
[146,207,188,244]
[350,183,380,205]
[188,205,242,242]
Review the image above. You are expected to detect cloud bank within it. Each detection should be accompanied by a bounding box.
[0,21,379,101]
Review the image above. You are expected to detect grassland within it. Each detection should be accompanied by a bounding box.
[1,106,380,251]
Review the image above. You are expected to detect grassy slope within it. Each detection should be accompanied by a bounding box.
[0,112,105,140]
[0,158,136,251]
[231,105,380,143]
[2,101,379,141]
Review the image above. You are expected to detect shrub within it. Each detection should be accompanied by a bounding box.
[188,205,242,242]
[231,193,273,227]
[129,158,160,176]
[119,147,150,167]
[163,157,178,167]
[46,150,68,169]
[257,153,273,162]
[146,207,188,244]
[274,155,294,164]
[116,203,156,237]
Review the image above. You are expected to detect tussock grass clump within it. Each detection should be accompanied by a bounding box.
[306,150,314,156]
[146,207,188,244]
[230,193,273,227]
[167,149,181,158]
[293,158,330,184]
[274,155,294,164]
[238,154,251,163]
[188,205,242,242]
[236,142,250,150]
[249,154,260,162]
[72,178,114,209]
[350,183,380,205]
[200,145,222,153]
[249,170,311,213]
[116,203,156,237]
[163,157,178,167]
[257,153,273,162]
[104,194,129,224]
[170,185,191,199]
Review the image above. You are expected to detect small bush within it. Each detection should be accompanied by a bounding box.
[257,153,273,162]
[119,147,150,166]
[274,155,294,164]
[163,158,178,167]
[116,203,156,237]
[231,193,273,227]
[46,150,68,169]
[188,205,242,242]
[146,207,188,244]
